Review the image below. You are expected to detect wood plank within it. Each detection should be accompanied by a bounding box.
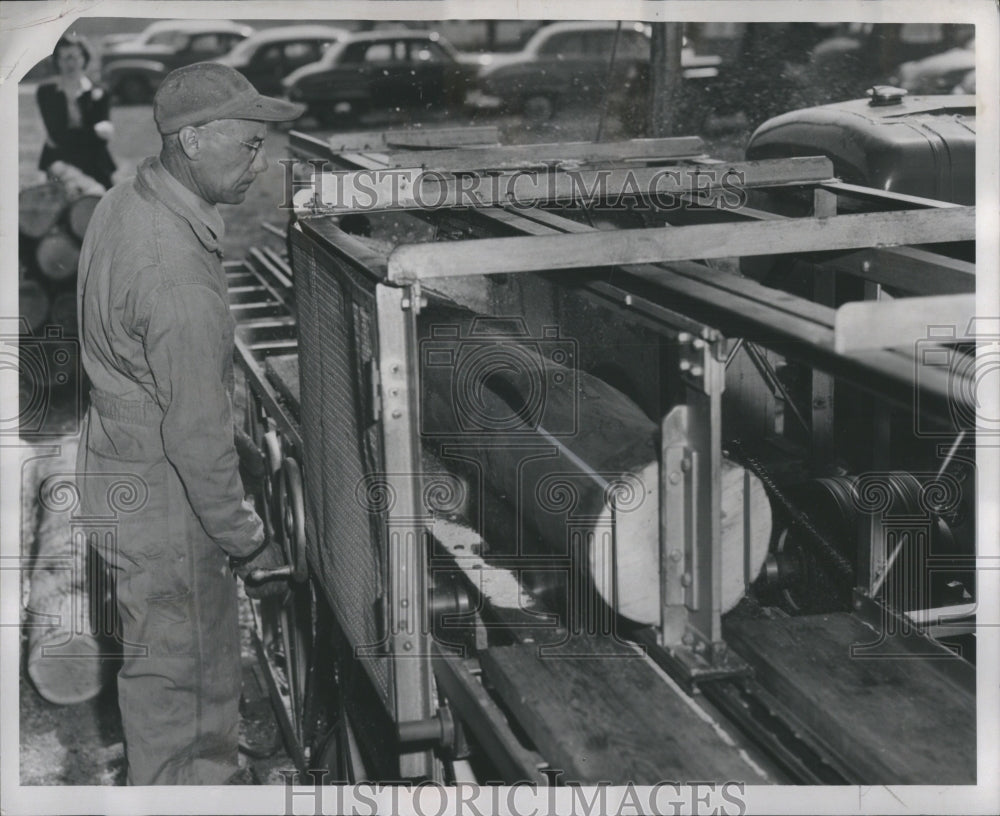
[296,157,837,213]
[724,613,975,784]
[820,180,963,209]
[479,636,770,784]
[834,294,976,352]
[383,137,706,172]
[297,125,501,154]
[387,207,975,282]
[817,246,975,295]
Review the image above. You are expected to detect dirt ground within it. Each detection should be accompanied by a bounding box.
[16,77,749,786]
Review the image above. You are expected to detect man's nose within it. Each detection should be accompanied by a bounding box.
[252,145,269,174]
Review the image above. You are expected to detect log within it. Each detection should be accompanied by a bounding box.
[49,291,78,337]
[421,319,770,623]
[35,227,80,283]
[19,182,68,239]
[25,439,112,705]
[67,194,101,241]
[19,279,51,334]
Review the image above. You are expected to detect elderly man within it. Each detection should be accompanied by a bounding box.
[76,63,304,785]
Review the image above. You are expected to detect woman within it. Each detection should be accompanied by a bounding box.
[37,33,117,192]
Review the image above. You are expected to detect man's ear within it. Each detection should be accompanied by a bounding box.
[176,126,202,160]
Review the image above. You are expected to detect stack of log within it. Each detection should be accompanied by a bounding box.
[19,182,102,340]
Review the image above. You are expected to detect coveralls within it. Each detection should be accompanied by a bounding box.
[76,156,264,785]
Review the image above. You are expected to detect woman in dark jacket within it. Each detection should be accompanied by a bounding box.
[37,34,117,191]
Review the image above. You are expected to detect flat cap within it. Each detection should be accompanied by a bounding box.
[154,62,305,134]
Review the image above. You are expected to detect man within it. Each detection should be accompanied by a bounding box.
[76,63,305,785]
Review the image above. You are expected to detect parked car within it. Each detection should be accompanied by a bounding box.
[806,23,975,104]
[283,31,476,123]
[470,22,650,121]
[892,39,976,95]
[469,21,721,122]
[213,25,349,96]
[101,20,254,103]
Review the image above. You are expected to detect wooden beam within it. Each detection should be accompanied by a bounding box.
[297,156,836,214]
[382,137,707,172]
[834,294,977,353]
[820,180,963,209]
[725,613,975,784]
[817,246,975,295]
[387,207,975,282]
[479,637,770,784]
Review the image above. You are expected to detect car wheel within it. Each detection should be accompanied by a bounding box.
[117,75,150,105]
[522,93,556,122]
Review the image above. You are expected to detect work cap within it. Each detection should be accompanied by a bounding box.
[154,62,305,134]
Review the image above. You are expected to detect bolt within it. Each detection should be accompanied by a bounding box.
[679,359,692,372]
[862,260,871,274]
[682,632,695,646]
[680,458,691,472]
[391,365,400,374]
[693,641,706,655]
[390,388,399,397]
[669,550,682,562]
[690,365,704,377]
[681,572,692,587]
[402,641,413,651]
[677,332,692,344]
[692,338,706,350]
[669,471,681,485]
[391,409,403,419]
[624,295,633,306]
[401,298,411,309]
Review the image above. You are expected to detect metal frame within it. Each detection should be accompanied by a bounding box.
[281,128,978,772]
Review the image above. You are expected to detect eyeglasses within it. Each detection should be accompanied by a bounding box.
[199,127,265,161]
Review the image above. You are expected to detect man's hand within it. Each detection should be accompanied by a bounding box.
[231,539,289,600]
[234,427,267,498]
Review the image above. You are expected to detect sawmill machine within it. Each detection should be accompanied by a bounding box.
[229,104,982,785]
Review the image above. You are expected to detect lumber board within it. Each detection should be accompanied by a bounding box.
[296,157,836,213]
[479,636,769,783]
[386,207,975,282]
[724,613,975,784]
[383,137,706,172]
[834,294,977,352]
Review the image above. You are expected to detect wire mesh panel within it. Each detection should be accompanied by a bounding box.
[291,226,393,712]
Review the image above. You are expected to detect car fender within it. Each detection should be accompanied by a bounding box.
[102,59,168,83]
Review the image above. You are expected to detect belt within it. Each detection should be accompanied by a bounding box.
[90,388,163,427]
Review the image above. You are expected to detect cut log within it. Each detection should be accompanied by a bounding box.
[67,194,102,241]
[19,182,68,239]
[26,439,113,705]
[35,227,80,283]
[19,279,51,334]
[421,319,771,624]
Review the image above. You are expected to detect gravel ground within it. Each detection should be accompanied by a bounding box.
[17,78,749,786]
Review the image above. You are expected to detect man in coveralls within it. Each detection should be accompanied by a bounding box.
[76,63,305,785]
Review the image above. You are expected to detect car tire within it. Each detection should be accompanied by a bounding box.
[117,75,150,105]
[522,93,556,122]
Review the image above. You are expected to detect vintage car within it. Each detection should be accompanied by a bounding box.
[470,21,721,122]
[282,30,477,123]
[892,39,976,95]
[213,25,349,96]
[101,19,254,103]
